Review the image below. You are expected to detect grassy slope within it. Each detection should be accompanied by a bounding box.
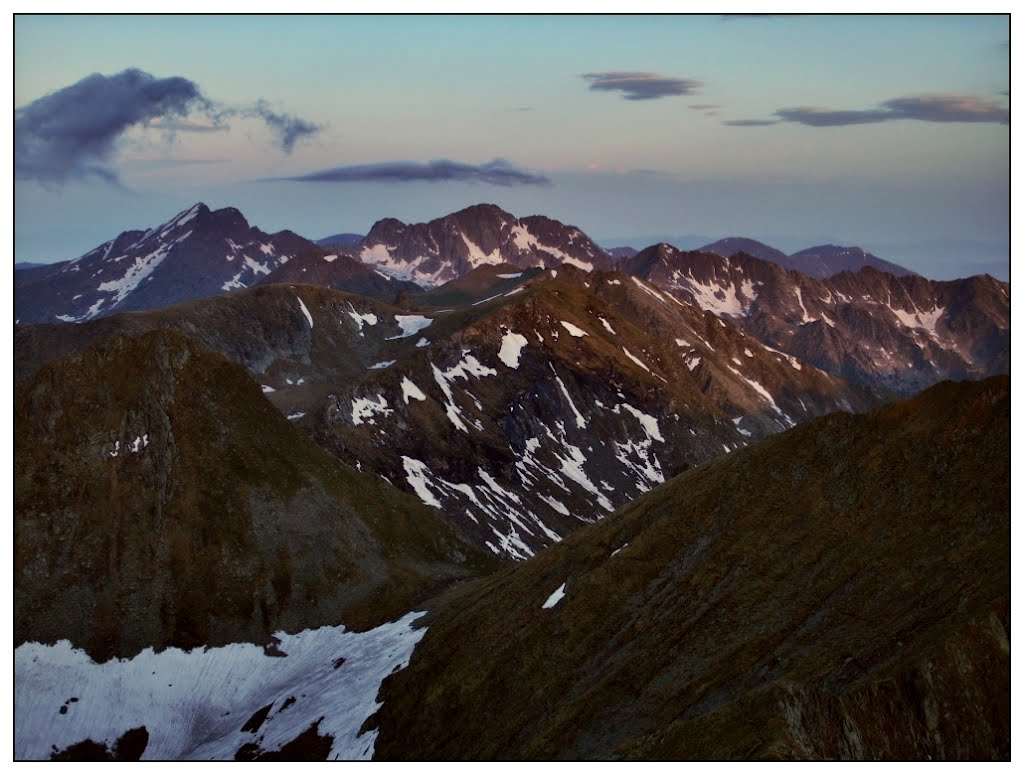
[371,376,1009,760]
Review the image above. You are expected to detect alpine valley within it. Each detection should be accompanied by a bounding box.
[14,202,1009,761]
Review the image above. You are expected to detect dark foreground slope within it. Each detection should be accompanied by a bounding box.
[15,330,497,661]
[372,377,1009,760]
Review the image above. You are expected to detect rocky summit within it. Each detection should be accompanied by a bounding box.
[14,204,317,325]
[358,203,615,286]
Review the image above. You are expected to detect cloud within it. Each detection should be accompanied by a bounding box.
[690,104,722,111]
[265,158,550,186]
[880,94,1009,124]
[582,71,702,101]
[15,68,323,184]
[237,100,322,153]
[728,93,1009,128]
[147,118,228,132]
[774,107,889,126]
[724,119,780,126]
[15,69,207,183]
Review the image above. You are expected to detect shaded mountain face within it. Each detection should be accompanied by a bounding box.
[788,244,917,279]
[309,266,876,560]
[255,248,423,302]
[358,203,615,286]
[14,203,319,325]
[14,329,497,662]
[15,284,430,423]
[371,376,1009,760]
[627,243,1009,395]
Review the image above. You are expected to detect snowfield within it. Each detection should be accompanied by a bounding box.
[14,612,427,760]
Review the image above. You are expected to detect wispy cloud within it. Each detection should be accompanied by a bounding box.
[727,93,1009,128]
[689,103,722,111]
[724,119,780,127]
[264,158,550,186]
[146,118,228,133]
[582,71,702,101]
[15,68,323,184]
[234,100,322,153]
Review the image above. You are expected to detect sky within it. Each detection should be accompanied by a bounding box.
[13,13,1011,279]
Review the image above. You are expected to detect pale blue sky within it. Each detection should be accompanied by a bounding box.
[14,14,1010,278]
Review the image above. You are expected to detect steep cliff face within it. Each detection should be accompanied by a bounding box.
[370,377,1009,760]
[15,330,496,661]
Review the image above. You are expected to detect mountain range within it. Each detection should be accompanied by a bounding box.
[13,199,1010,760]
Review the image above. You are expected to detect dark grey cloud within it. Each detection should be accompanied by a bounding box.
[724,119,780,127]
[15,69,207,183]
[265,158,550,186]
[15,68,323,184]
[689,103,722,110]
[728,93,1009,128]
[582,71,702,101]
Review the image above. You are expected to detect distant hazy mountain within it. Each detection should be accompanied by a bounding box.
[701,238,918,280]
[787,244,917,279]
[317,232,364,248]
[15,261,48,270]
[700,236,789,266]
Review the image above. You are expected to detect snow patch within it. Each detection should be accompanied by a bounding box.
[14,612,426,761]
[560,321,588,338]
[351,394,392,426]
[541,583,567,609]
[296,296,314,329]
[498,331,529,369]
[622,347,652,373]
[388,315,433,339]
[401,377,427,404]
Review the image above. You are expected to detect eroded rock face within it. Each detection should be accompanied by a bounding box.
[370,377,1009,761]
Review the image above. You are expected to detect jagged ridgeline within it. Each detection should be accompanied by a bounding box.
[370,377,1009,760]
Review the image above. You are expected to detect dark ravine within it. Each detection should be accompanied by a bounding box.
[15,329,497,661]
[370,377,1009,760]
